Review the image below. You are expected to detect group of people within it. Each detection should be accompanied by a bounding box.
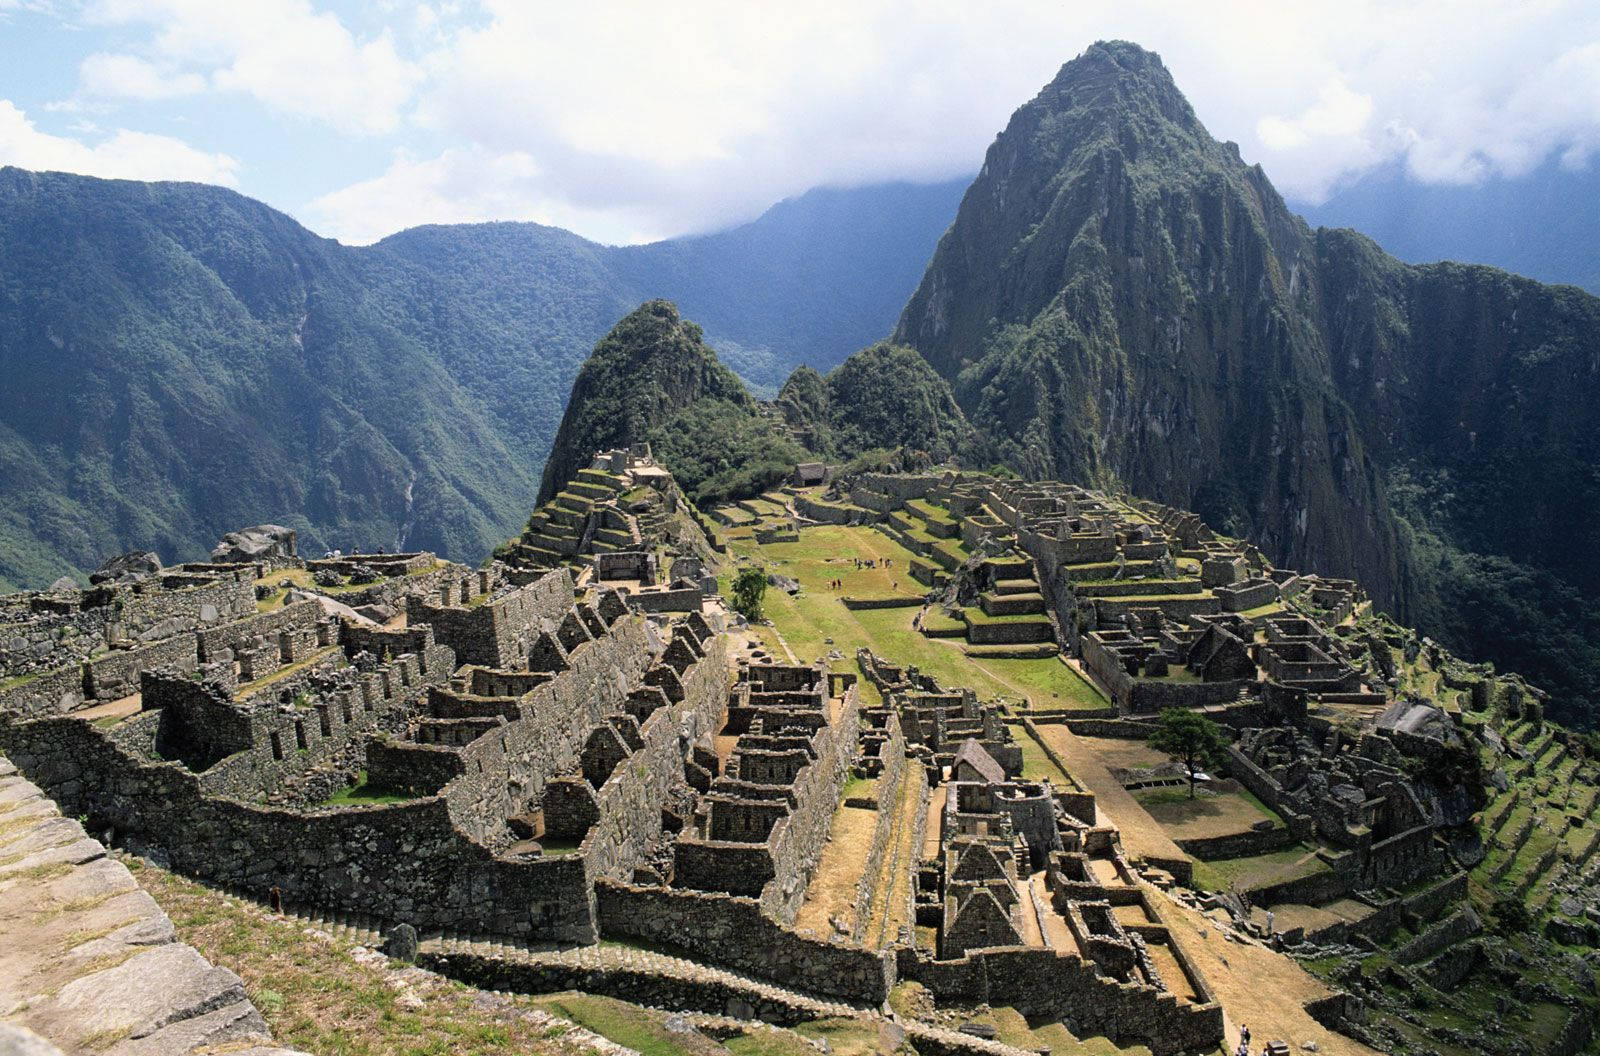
[1233,1025,1264,1056]
[824,554,899,591]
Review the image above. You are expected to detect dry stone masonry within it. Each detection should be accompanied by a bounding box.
[2,452,1585,1056]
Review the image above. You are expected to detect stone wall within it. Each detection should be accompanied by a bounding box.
[0,663,87,718]
[898,947,1222,1056]
[196,600,321,663]
[408,570,575,669]
[595,881,893,1004]
[0,715,598,943]
[439,616,657,843]
[1173,825,1295,861]
[83,634,200,701]
[849,711,908,942]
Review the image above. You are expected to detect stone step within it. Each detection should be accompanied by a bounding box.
[990,578,1039,595]
[979,591,1044,616]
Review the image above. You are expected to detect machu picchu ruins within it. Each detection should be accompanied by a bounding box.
[4,23,1600,1056]
[3,439,1596,1056]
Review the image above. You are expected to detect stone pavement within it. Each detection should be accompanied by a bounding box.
[0,755,306,1056]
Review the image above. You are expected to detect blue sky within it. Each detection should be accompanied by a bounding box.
[3,1,1599,246]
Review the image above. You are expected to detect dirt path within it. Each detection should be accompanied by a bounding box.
[792,804,879,937]
[1153,888,1382,1056]
[1032,723,1189,865]
[74,693,141,722]
[1030,873,1076,952]
[868,765,924,949]
[923,784,947,859]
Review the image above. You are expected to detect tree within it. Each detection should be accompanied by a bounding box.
[1147,708,1228,799]
[730,567,768,622]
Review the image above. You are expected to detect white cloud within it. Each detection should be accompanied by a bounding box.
[0,98,239,184]
[32,0,1600,238]
[79,52,205,101]
[85,0,423,134]
[301,146,666,245]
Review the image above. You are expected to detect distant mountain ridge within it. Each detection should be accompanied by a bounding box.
[1297,159,1600,295]
[0,168,965,590]
[893,41,1600,723]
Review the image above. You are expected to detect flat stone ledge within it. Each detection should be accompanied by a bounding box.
[0,754,308,1056]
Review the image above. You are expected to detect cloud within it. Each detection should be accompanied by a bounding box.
[36,0,1600,238]
[78,52,205,101]
[301,146,669,245]
[0,98,240,184]
[85,0,423,134]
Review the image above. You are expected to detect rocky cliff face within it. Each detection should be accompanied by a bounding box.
[896,41,1600,721]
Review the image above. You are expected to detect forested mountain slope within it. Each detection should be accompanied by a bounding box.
[0,169,964,590]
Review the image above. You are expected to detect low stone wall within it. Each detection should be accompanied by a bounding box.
[1393,907,1481,966]
[898,947,1222,1056]
[421,947,840,1025]
[795,495,876,525]
[1247,856,1352,907]
[626,587,703,612]
[965,619,1053,645]
[842,595,925,610]
[1126,679,1246,715]
[595,881,893,1004]
[0,663,86,718]
[1403,870,1468,924]
[409,570,575,669]
[855,473,942,503]
[1224,745,1316,842]
[84,634,199,700]
[1174,825,1294,861]
[1056,717,1156,737]
[0,713,603,942]
[196,599,321,663]
[1420,938,1483,990]
[850,714,908,942]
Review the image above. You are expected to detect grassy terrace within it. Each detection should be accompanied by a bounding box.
[1190,844,1329,894]
[319,770,413,807]
[1006,722,1076,785]
[727,524,1106,711]
[235,644,343,697]
[132,854,902,1056]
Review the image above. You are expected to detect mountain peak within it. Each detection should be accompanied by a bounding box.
[1033,40,1199,133]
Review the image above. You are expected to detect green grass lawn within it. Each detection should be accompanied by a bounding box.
[1190,844,1328,893]
[320,771,414,807]
[1006,723,1076,785]
[727,525,1107,710]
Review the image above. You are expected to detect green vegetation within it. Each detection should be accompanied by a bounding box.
[730,566,768,622]
[726,524,1108,710]
[775,342,981,464]
[321,771,412,807]
[0,170,965,591]
[538,301,807,507]
[1147,708,1228,799]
